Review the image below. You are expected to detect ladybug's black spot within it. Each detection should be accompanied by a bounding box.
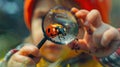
[55,27,58,30]
[48,28,50,33]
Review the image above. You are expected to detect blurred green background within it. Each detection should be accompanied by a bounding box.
[0,0,28,60]
[0,0,120,60]
[111,0,120,27]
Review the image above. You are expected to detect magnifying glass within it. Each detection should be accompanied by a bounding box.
[36,6,79,49]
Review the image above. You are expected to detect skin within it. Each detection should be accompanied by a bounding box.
[8,0,120,67]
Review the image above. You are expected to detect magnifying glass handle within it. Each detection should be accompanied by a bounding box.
[37,37,47,49]
[29,37,47,58]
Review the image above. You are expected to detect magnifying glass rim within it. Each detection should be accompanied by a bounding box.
[42,6,78,45]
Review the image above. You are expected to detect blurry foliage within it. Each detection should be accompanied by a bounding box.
[0,30,22,59]
[110,0,120,27]
[0,0,29,38]
[0,0,29,59]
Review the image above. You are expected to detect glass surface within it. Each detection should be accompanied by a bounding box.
[42,6,79,45]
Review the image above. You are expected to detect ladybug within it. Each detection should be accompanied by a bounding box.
[46,24,66,39]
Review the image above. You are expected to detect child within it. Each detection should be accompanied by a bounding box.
[2,0,120,67]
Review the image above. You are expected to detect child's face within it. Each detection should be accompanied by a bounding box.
[31,0,82,62]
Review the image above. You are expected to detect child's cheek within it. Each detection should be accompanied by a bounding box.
[31,19,44,45]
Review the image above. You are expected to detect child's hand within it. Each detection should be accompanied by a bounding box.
[8,43,41,67]
[71,8,120,57]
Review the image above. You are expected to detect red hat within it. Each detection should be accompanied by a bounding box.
[24,0,37,30]
[24,0,111,30]
[74,0,111,24]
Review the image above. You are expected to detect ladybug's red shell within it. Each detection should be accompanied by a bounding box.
[46,24,62,38]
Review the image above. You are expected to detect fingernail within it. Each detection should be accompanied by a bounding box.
[84,21,90,27]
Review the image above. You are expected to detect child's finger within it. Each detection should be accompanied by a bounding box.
[71,7,79,13]
[77,39,90,50]
[71,8,94,35]
[71,7,89,20]
[75,10,89,21]
[83,9,103,35]
[18,44,40,57]
[10,53,36,65]
[95,29,120,57]
[85,9,102,28]
[101,28,118,47]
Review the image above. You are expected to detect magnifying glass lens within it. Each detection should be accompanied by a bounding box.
[42,6,79,45]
